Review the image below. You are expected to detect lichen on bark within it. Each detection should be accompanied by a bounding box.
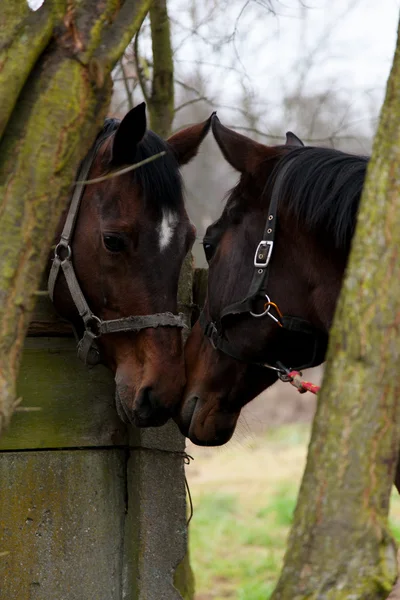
[271,18,400,600]
[148,0,175,138]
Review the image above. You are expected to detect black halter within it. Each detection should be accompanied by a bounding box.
[48,129,186,366]
[200,157,328,373]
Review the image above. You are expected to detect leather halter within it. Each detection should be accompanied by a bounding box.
[200,156,328,373]
[48,129,186,366]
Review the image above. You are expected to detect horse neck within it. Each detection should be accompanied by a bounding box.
[278,211,349,333]
[306,237,349,333]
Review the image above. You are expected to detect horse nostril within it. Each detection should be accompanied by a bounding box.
[135,386,155,420]
[130,386,171,427]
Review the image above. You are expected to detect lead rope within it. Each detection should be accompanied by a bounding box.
[276,361,320,395]
[183,453,194,525]
[286,371,320,395]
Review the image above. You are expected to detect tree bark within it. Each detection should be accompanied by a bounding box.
[271,18,400,600]
[0,0,54,138]
[149,0,174,138]
[0,0,151,435]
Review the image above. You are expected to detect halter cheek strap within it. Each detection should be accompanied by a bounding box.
[200,155,328,373]
[48,130,186,366]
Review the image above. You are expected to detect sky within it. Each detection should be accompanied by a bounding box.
[27,0,400,138]
[166,0,400,137]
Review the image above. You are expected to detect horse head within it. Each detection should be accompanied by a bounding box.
[177,115,367,445]
[50,103,211,427]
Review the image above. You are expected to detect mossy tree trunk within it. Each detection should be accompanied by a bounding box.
[148,0,174,138]
[271,17,400,600]
[0,0,151,435]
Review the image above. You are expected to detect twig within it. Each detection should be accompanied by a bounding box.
[175,96,209,112]
[224,125,364,146]
[119,59,134,110]
[134,13,150,105]
[75,152,166,185]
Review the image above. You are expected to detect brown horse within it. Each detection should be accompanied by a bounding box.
[177,114,369,445]
[49,103,211,427]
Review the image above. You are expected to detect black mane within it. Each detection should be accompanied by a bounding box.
[271,146,369,249]
[100,118,183,211]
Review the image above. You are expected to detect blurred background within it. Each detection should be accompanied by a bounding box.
[107,1,400,598]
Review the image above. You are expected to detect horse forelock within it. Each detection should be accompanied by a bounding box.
[97,119,184,214]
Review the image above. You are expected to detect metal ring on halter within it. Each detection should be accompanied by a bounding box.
[250,294,273,318]
[85,315,102,337]
[209,322,219,350]
[54,242,72,262]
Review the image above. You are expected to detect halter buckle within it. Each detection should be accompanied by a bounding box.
[254,240,273,268]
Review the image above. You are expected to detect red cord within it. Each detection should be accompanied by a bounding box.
[287,371,320,395]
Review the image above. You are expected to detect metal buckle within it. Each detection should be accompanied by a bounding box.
[54,241,72,262]
[254,240,273,268]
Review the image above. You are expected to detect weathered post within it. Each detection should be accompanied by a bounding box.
[0,281,193,599]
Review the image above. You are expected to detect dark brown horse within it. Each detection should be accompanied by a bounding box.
[177,114,368,445]
[49,103,211,427]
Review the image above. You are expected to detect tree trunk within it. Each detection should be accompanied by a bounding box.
[0,0,151,435]
[149,0,174,138]
[271,17,400,600]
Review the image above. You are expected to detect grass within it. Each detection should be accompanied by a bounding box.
[186,423,400,600]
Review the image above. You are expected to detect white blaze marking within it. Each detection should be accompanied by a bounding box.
[27,0,45,10]
[158,211,177,251]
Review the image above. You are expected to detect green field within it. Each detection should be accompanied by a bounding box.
[186,423,400,600]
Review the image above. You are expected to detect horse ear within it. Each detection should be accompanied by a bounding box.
[285,131,304,147]
[111,102,147,165]
[211,115,268,174]
[167,113,214,165]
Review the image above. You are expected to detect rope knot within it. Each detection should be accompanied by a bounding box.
[288,370,320,395]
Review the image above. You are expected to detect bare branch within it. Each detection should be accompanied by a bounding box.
[175,97,210,113]
[134,13,150,105]
[119,59,134,110]
[93,0,152,74]
[76,152,166,185]
[225,124,365,147]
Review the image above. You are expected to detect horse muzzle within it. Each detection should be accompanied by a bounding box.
[115,385,172,427]
[176,393,238,446]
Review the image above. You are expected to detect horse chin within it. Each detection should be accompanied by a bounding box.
[188,425,235,447]
[177,394,239,446]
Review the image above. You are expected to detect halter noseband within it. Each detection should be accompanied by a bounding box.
[48,130,186,366]
[200,156,328,374]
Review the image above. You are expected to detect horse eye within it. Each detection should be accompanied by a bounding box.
[203,242,215,262]
[103,234,125,252]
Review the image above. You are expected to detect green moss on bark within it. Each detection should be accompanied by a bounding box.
[0,0,150,434]
[271,19,400,600]
[149,0,175,138]
[0,1,54,138]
